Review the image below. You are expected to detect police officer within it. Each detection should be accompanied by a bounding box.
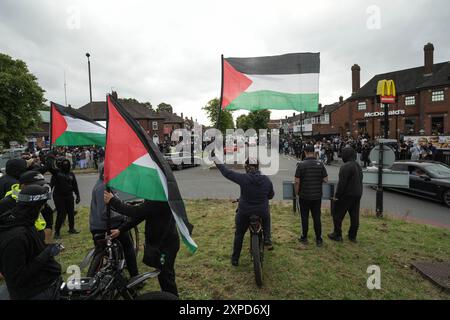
[0,185,62,300]
[103,191,180,297]
[214,155,274,266]
[295,145,328,246]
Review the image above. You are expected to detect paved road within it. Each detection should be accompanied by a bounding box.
[73,155,450,229]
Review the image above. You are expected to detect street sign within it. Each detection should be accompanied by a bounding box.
[380,96,396,104]
[363,170,409,188]
[369,145,396,168]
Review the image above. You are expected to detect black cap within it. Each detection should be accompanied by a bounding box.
[17,185,52,203]
[19,171,46,186]
[304,145,315,153]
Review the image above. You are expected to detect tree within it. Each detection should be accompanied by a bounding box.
[120,98,153,111]
[235,110,271,131]
[202,98,234,133]
[0,53,45,147]
[157,102,173,113]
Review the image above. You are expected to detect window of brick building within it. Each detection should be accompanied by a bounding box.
[152,121,158,130]
[405,118,416,134]
[431,90,444,102]
[405,96,416,106]
[357,121,367,134]
[357,102,367,111]
[431,117,444,135]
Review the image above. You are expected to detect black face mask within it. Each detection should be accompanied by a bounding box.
[61,161,71,173]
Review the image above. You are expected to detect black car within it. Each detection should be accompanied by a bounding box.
[389,161,450,207]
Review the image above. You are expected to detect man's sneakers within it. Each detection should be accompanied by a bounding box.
[54,232,61,240]
[68,229,80,235]
[348,236,357,243]
[298,236,308,244]
[316,238,323,247]
[231,259,239,267]
[328,233,343,242]
[264,240,274,251]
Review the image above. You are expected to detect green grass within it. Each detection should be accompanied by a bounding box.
[49,200,450,300]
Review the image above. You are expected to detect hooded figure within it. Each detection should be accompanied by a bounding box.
[213,156,274,266]
[50,158,80,238]
[0,185,62,300]
[0,159,28,199]
[328,147,363,242]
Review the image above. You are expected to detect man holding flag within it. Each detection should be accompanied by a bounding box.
[102,94,197,297]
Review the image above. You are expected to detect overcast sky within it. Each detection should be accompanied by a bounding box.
[1,0,449,125]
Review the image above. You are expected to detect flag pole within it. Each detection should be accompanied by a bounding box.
[216,54,224,130]
[49,102,53,150]
[105,94,112,237]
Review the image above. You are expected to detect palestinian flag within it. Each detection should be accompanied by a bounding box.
[51,102,106,146]
[221,53,320,112]
[104,95,197,253]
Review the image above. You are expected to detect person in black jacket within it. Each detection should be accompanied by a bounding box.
[0,185,62,300]
[214,156,275,266]
[103,191,180,297]
[51,158,80,239]
[328,147,363,242]
[0,159,28,199]
[295,145,328,246]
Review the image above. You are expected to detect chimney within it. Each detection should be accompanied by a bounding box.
[351,64,361,94]
[112,90,118,100]
[339,96,344,103]
[293,113,296,117]
[318,103,322,110]
[181,112,183,119]
[424,43,434,75]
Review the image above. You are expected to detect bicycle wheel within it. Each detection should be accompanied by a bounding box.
[87,251,107,277]
[251,233,263,287]
[135,291,179,300]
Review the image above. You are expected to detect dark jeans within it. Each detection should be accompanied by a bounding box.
[232,210,271,261]
[333,196,361,239]
[29,278,61,300]
[54,195,75,233]
[159,239,180,297]
[299,198,322,240]
[91,230,139,278]
[41,203,54,230]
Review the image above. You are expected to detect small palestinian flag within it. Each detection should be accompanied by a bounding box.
[104,95,197,253]
[51,102,106,146]
[221,53,320,112]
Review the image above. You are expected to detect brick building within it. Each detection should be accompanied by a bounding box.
[336,43,450,139]
[78,91,166,144]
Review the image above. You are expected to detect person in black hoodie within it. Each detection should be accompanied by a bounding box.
[0,159,28,199]
[0,185,62,300]
[214,156,275,266]
[328,147,363,242]
[103,191,180,297]
[51,158,80,239]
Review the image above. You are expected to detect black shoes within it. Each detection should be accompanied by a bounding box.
[68,229,80,235]
[264,240,274,251]
[348,236,357,243]
[328,233,343,242]
[298,235,308,244]
[54,232,61,240]
[316,238,323,247]
[231,259,239,267]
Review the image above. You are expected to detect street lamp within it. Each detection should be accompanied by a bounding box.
[86,53,93,104]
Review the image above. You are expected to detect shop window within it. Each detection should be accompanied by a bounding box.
[152,121,158,130]
[358,122,367,134]
[405,118,416,134]
[431,117,444,135]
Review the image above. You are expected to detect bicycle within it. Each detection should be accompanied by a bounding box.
[233,200,265,288]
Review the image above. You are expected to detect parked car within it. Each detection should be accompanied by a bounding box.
[164,152,201,171]
[388,161,450,207]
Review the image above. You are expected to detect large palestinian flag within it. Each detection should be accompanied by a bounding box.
[221,53,320,112]
[50,102,106,146]
[104,95,197,253]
